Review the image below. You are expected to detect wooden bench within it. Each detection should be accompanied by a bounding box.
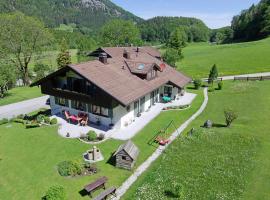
[93,187,116,200]
[84,176,108,197]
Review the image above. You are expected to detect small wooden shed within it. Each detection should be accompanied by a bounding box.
[114,140,139,170]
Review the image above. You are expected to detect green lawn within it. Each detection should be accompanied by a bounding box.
[0,89,203,200]
[123,81,270,200]
[0,87,43,106]
[29,49,78,70]
[178,37,270,78]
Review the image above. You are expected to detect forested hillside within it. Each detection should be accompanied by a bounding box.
[138,16,210,43]
[232,0,270,41]
[0,0,142,31]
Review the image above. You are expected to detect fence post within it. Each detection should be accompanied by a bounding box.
[261,76,263,81]
[247,77,249,81]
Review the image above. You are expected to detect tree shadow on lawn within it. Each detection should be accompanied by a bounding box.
[212,123,227,128]
[164,190,179,198]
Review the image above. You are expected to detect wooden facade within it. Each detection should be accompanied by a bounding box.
[114,140,139,170]
[39,68,119,109]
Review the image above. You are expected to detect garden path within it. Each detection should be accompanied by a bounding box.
[0,95,49,120]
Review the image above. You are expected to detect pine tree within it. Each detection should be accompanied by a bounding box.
[208,64,218,84]
[57,39,71,68]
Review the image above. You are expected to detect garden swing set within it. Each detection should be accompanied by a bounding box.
[148,120,179,146]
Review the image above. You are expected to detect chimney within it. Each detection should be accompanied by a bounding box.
[136,47,140,52]
[99,53,108,64]
[123,49,131,59]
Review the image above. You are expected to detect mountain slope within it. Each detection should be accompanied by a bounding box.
[138,16,210,43]
[0,0,142,30]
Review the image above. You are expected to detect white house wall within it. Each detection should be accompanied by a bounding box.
[49,83,184,129]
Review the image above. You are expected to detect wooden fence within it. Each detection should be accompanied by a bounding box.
[203,78,223,82]
[234,76,270,81]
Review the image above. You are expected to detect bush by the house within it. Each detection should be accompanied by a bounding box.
[13,118,25,124]
[193,79,202,90]
[50,118,58,125]
[57,160,82,177]
[218,81,223,90]
[208,85,215,92]
[87,131,97,141]
[37,114,45,123]
[97,133,105,141]
[44,116,50,124]
[44,185,67,200]
[0,118,9,125]
[25,123,40,129]
[224,109,238,127]
[16,114,25,119]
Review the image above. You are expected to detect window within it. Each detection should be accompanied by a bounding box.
[92,105,101,115]
[101,107,109,116]
[164,86,172,97]
[55,97,68,107]
[122,156,127,160]
[71,100,86,111]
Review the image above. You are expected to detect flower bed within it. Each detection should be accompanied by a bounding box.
[162,104,190,111]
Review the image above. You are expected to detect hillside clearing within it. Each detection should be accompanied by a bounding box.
[178,38,270,78]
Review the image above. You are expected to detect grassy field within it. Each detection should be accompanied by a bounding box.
[123,80,270,200]
[178,37,270,78]
[0,87,43,106]
[29,49,78,69]
[0,89,203,200]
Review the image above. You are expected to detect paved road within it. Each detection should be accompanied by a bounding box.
[113,88,209,200]
[204,72,270,81]
[0,95,49,120]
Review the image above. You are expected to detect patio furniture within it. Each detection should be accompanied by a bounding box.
[84,176,108,197]
[93,187,116,200]
[69,115,82,124]
[64,110,71,122]
[162,96,171,103]
[80,113,89,126]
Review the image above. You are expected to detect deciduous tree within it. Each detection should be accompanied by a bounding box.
[0,12,52,85]
[57,39,71,68]
[101,19,141,46]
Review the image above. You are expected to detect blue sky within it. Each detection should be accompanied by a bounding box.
[111,0,261,28]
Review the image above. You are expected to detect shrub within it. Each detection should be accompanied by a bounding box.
[224,109,238,127]
[208,85,215,92]
[36,114,45,123]
[44,116,50,124]
[57,160,82,177]
[218,81,223,90]
[44,185,67,200]
[97,133,105,141]
[0,118,9,125]
[87,130,97,141]
[16,114,25,119]
[50,118,58,125]
[13,118,25,124]
[193,79,202,90]
[25,123,40,129]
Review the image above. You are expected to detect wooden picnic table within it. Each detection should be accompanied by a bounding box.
[84,176,108,197]
[93,187,116,200]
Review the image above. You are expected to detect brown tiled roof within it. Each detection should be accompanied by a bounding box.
[33,46,191,106]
